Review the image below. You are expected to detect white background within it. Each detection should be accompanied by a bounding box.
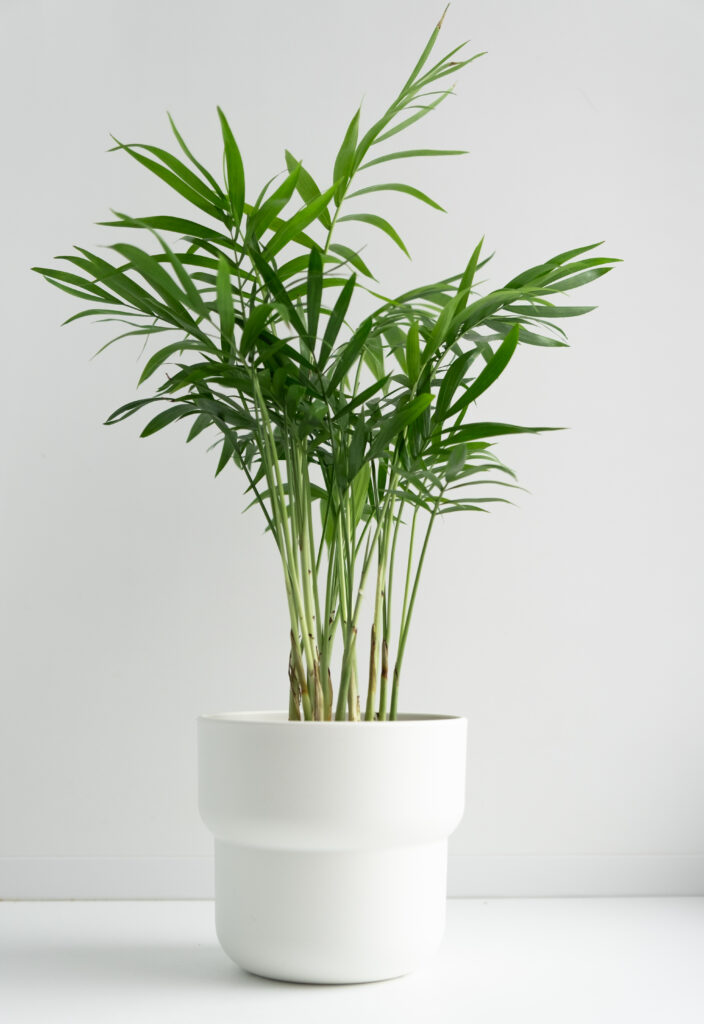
[1,0,702,897]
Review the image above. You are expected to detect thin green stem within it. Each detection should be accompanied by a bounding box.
[390,491,443,719]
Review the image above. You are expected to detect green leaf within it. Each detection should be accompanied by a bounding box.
[347,181,445,211]
[457,237,484,304]
[545,267,611,291]
[138,341,207,385]
[433,349,480,425]
[448,325,520,415]
[113,141,220,208]
[108,243,205,337]
[446,443,467,481]
[359,148,466,171]
[215,435,235,477]
[448,421,561,443]
[106,213,212,320]
[217,107,245,224]
[452,289,521,336]
[140,404,192,437]
[333,375,390,420]
[240,303,274,357]
[186,412,212,442]
[167,112,224,197]
[249,249,306,338]
[105,395,166,424]
[350,462,371,524]
[338,212,409,256]
[401,7,448,90]
[306,248,323,345]
[374,90,453,145]
[284,151,332,230]
[110,139,225,221]
[32,267,116,303]
[406,321,420,383]
[216,255,235,351]
[547,242,603,266]
[369,393,433,458]
[319,275,356,370]
[263,182,338,259]
[329,243,375,279]
[424,293,460,362]
[329,317,372,389]
[506,304,595,319]
[98,214,227,243]
[153,233,210,319]
[248,163,301,240]
[486,319,567,348]
[333,107,361,205]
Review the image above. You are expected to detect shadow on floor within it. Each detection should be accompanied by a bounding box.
[1,941,295,991]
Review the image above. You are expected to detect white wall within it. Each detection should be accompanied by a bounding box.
[1,0,703,897]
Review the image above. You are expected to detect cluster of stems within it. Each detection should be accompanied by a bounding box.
[250,387,441,721]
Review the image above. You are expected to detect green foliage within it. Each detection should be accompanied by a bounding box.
[34,14,618,722]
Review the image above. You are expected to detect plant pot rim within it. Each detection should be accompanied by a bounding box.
[199,710,465,727]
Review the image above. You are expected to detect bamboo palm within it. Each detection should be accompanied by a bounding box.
[34,13,618,720]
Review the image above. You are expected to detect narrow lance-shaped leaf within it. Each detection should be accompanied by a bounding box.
[110,138,225,221]
[216,254,235,352]
[457,237,484,305]
[338,212,409,256]
[406,321,420,383]
[105,395,169,425]
[447,324,520,417]
[447,421,563,443]
[333,107,360,206]
[248,163,301,240]
[432,348,481,426]
[328,317,372,390]
[215,435,236,477]
[400,4,448,91]
[347,181,445,211]
[369,392,433,458]
[544,267,612,291]
[319,274,356,370]
[32,266,116,303]
[140,404,193,437]
[249,249,306,338]
[506,303,595,319]
[284,151,332,230]
[98,214,227,243]
[138,341,211,385]
[263,182,338,259]
[374,89,453,145]
[109,139,223,209]
[167,112,224,198]
[333,374,390,421]
[217,107,245,225]
[306,248,323,346]
[329,243,375,280]
[240,304,274,358]
[359,148,467,171]
[108,213,211,320]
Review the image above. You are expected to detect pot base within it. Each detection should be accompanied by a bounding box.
[214,839,448,984]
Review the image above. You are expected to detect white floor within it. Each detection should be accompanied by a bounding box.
[2,899,703,1023]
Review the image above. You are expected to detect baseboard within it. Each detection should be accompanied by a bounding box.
[1,854,703,900]
[447,854,704,897]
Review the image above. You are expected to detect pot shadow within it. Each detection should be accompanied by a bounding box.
[2,940,296,992]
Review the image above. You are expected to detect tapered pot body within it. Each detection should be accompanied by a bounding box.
[198,711,467,984]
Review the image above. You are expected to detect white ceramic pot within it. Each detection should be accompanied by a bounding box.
[198,710,467,984]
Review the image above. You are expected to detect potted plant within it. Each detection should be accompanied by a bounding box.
[35,12,616,984]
